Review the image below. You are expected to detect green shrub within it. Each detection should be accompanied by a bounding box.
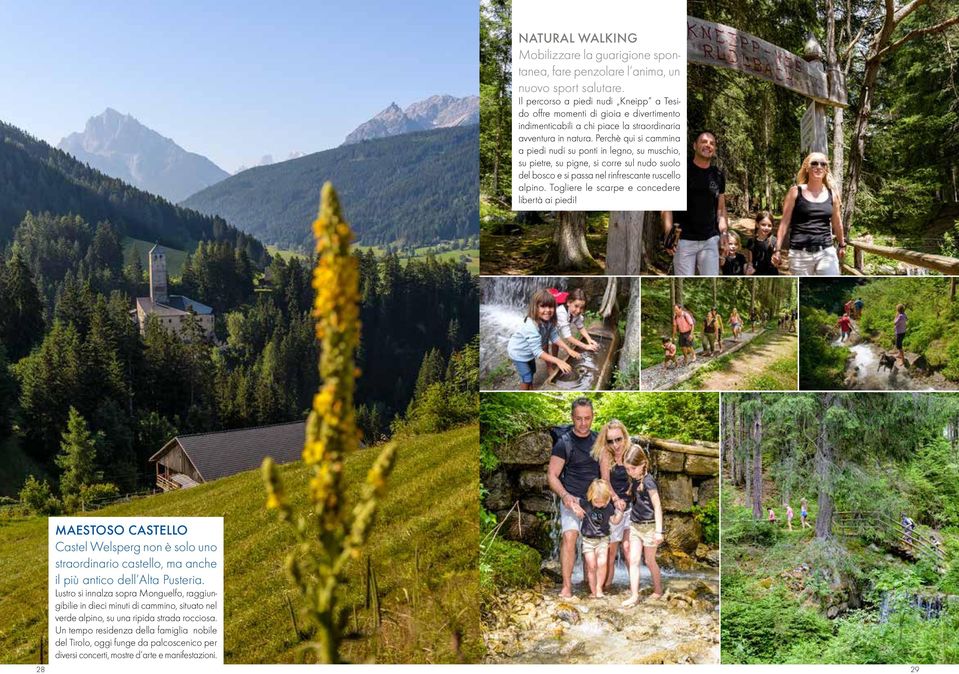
[18,475,61,515]
[480,538,541,603]
[693,499,719,545]
[721,571,833,663]
[723,514,781,547]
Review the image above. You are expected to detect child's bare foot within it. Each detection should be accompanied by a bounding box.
[621,596,640,607]
[646,593,663,602]
[559,587,573,598]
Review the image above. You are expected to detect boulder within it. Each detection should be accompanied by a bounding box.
[497,510,544,546]
[485,470,515,511]
[519,470,549,491]
[697,477,719,504]
[521,494,558,514]
[664,513,702,554]
[658,473,694,512]
[684,453,719,476]
[497,431,552,465]
[653,449,685,472]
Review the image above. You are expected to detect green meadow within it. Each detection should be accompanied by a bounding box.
[0,425,480,664]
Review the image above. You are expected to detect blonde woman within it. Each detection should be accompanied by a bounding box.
[592,419,633,591]
[771,152,845,276]
[621,444,664,607]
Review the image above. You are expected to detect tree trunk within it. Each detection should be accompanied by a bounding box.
[712,277,717,307]
[676,277,684,307]
[617,279,642,381]
[606,211,644,274]
[815,393,836,539]
[552,212,596,271]
[751,398,763,519]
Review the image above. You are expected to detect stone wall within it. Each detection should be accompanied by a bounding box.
[484,431,720,569]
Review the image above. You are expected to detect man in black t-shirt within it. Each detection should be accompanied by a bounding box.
[662,131,728,276]
[547,397,600,598]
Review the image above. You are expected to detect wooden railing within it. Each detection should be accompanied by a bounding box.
[156,474,180,491]
[834,510,945,569]
[848,239,959,275]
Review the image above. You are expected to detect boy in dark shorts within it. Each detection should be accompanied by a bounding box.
[579,479,624,598]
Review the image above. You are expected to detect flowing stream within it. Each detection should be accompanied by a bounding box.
[837,338,937,390]
[484,495,719,664]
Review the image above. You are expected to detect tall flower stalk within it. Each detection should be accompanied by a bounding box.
[263,182,397,663]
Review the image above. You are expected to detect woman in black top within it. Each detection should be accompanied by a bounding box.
[771,153,846,276]
[593,419,634,591]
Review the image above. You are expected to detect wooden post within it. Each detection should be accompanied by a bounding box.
[854,245,864,272]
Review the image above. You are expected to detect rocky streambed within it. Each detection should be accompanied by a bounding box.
[483,576,719,664]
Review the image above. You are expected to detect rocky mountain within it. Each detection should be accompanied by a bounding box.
[343,94,478,145]
[182,125,478,249]
[58,108,230,202]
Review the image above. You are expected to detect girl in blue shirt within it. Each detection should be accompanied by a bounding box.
[506,289,580,389]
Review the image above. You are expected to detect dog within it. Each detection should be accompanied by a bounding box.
[877,353,897,373]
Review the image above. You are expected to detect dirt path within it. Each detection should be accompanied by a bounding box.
[640,328,767,391]
[697,332,798,390]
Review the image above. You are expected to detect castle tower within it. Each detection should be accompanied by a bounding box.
[149,243,169,304]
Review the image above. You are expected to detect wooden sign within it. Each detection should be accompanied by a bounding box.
[687,16,847,107]
[800,101,828,154]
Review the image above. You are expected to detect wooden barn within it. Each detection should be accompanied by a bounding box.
[149,421,306,491]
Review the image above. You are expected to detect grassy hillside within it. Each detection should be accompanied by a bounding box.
[181,126,478,250]
[0,424,480,664]
[122,236,188,278]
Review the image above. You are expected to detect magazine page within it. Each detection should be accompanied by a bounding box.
[2,0,959,671]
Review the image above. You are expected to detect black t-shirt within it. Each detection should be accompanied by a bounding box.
[551,430,599,499]
[610,464,630,500]
[579,498,616,538]
[745,235,778,275]
[674,161,725,241]
[721,252,747,276]
[630,474,659,522]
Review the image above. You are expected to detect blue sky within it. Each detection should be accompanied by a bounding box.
[0,1,477,172]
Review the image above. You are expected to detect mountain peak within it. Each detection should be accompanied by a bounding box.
[59,111,229,203]
[343,94,478,145]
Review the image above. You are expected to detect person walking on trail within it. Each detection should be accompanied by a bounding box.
[661,131,729,276]
[785,503,795,531]
[895,303,908,365]
[901,512,916,546]
[703,309,721,356]
[730,308,743,342]
[672,304,697,366]
[800,499,812,529]
[844,299,854,317]
[548,398,600,598]
[854,297,864,320]
[837,312,853,342]
[771,152,846,276]
[768,507,777,525]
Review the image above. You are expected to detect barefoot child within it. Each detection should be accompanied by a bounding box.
[507,289,579,390]
[785,503,794,531]
[662,336,677,369]
[579,479,623,598]
[768,507,777,524]
[622,445,664,607]
[801,499,811,529]
[551,288,601,361]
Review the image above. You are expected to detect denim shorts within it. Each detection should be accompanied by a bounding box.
[512,358,536,384]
